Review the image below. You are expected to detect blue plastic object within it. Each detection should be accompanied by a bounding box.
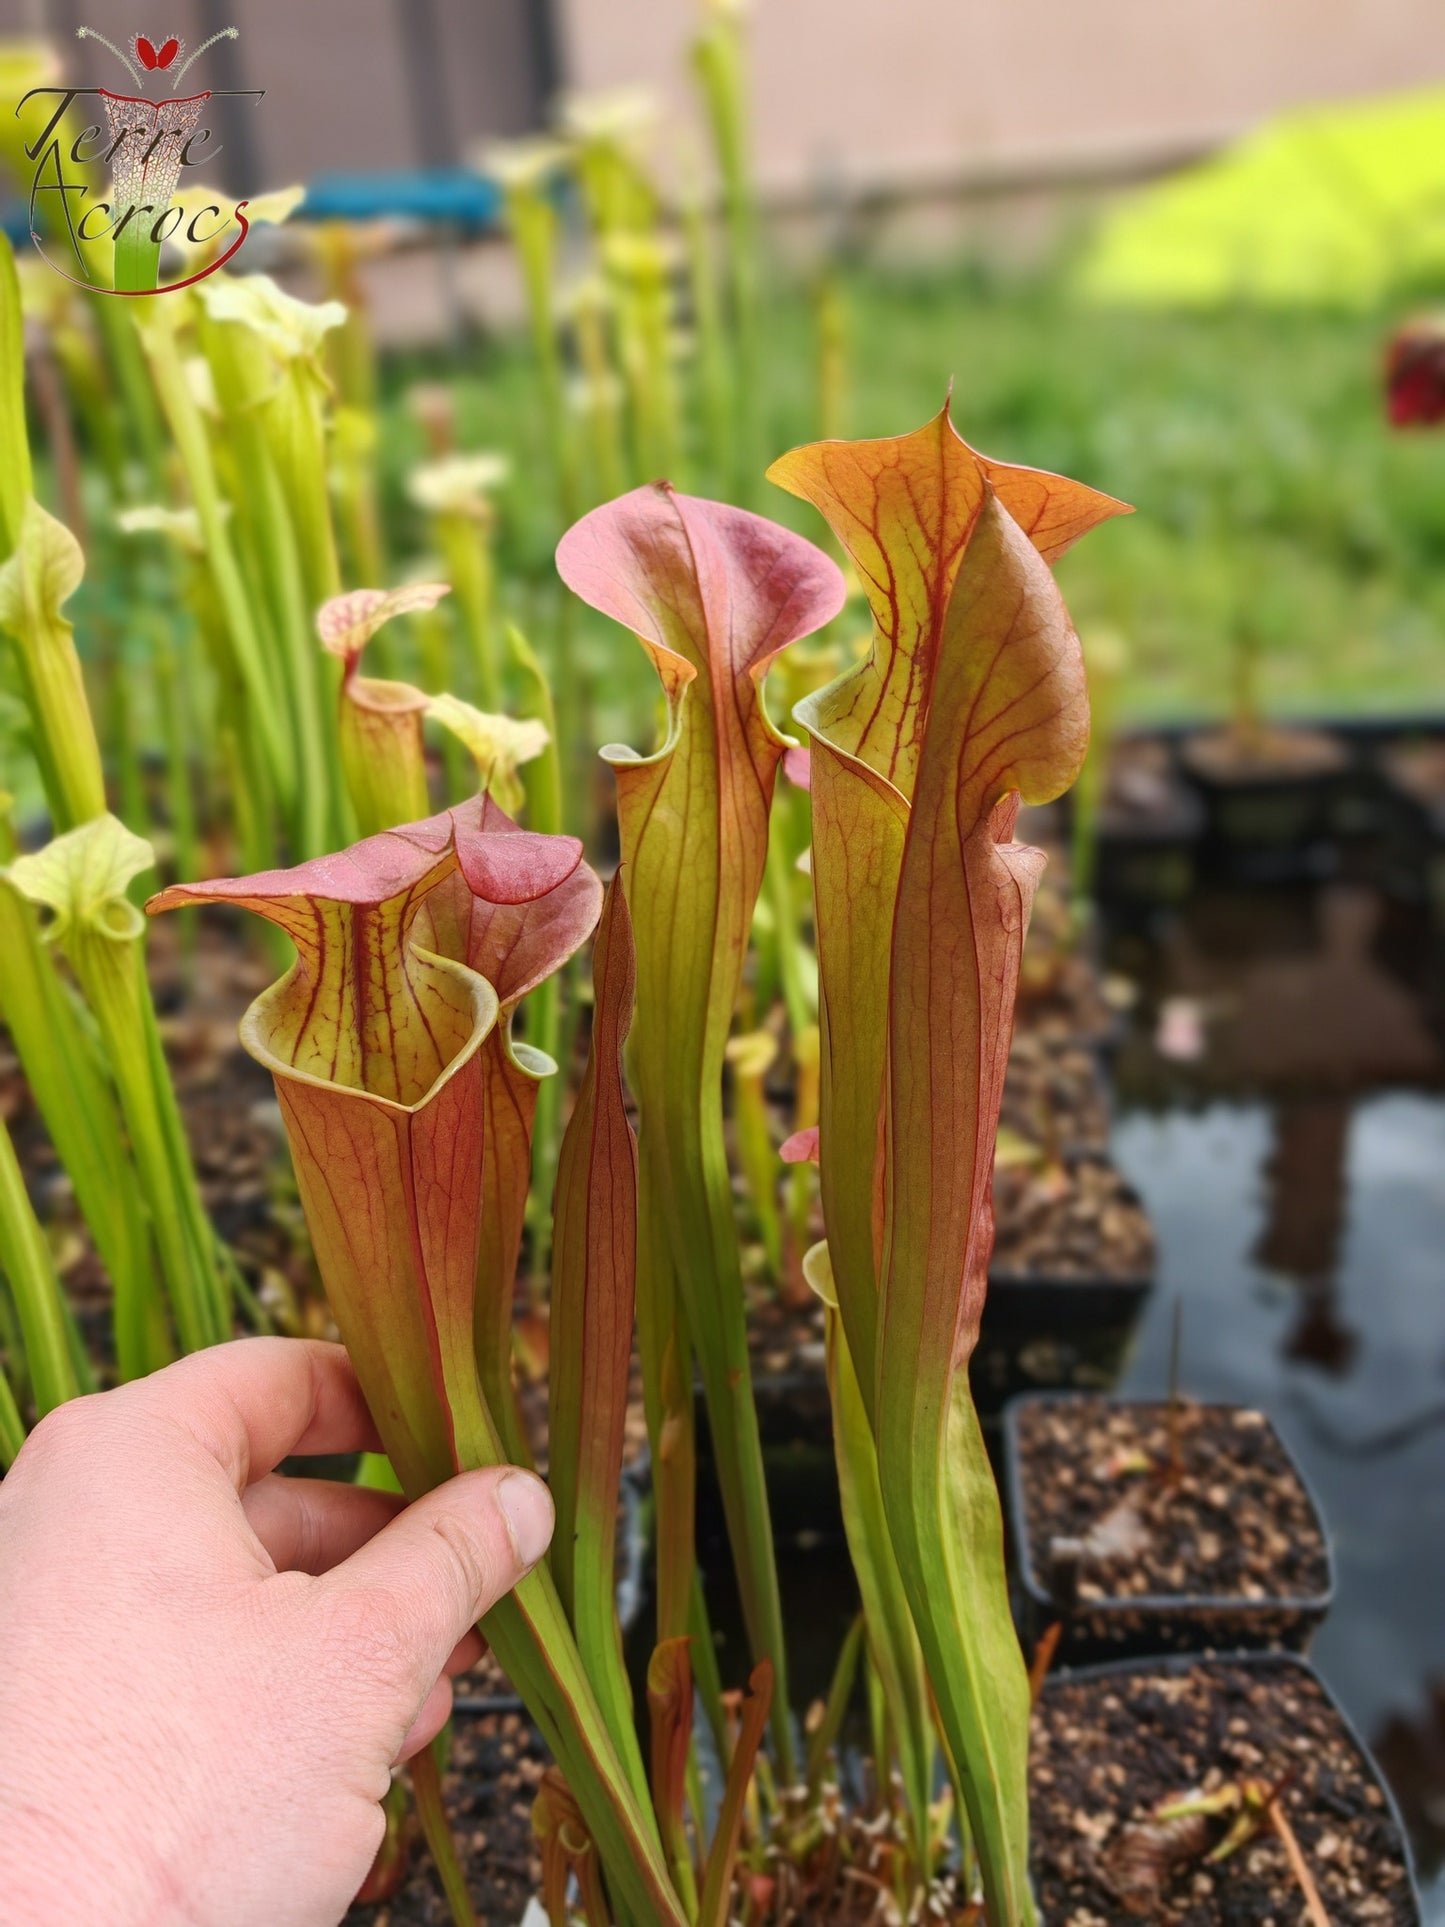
[298,169,503,231]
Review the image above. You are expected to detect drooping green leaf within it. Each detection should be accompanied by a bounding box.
[0,499,106,831]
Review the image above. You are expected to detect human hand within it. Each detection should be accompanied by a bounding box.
[0,1337,554,1926]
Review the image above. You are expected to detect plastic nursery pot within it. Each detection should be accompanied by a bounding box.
[1376,735,1445,925]
[1178,724,1353,884]
[1088,735,1207,910]
[1030,1651,1423,1925]
[971,1157,1156,1419]
[1003,1394,1334,1667]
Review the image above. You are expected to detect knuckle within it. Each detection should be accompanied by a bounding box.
[19,1396,95,1469]
[425,1510,492,1617]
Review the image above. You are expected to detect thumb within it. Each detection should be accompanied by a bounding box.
[311,1467,553,1737]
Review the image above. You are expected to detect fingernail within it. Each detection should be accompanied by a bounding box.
[497,1469,554,1570]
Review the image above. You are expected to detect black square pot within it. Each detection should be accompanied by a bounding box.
[1031,1652,1422,1924]
[1003,1393,1334,1666]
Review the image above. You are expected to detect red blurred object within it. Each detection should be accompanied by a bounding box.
[1385,316,1445,427]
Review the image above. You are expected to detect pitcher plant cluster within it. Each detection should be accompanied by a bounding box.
[163,396,1126,1927]
[0,11,1138,1922]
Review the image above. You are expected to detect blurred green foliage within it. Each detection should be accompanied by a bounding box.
[1076,86,1445,310]
[378,257,1445,731]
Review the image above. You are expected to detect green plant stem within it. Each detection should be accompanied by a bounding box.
[609,238,682,484]
[572,281,628,503]
[90,297,166,491]
[826,1306,933,1864]
[112,199,162,296]
[0,1361,23,1467]
[814,268,849,441]
[877,1382,1036,1926]
[70,930,228,1357]
[200,314,334,858]
[415,607,470,801]
[732,1062,782,1283]
[681,168,733,494]
[437,512,499,710]
[267,363,343,607]
[694,4,763,505]
[636,1174,698,1652]
[688,1566,729,1767]
[333,407,389,592]
[764,797,813,1043]
[111,663,150,839]
[804,1611,866,1801]
[410,1741,478,1927]
[0,1120,87,1419]
[155,627,200,888]
[0,880,166,1380]
[137,308,293,825]
[0,236,33,554]
[650,1117,795,1781]
[508,622,566,1284]
[506,182,580,527]
[396,1393,685,1923]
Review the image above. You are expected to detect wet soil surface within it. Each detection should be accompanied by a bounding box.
[991,1155,1154,1281]
[1014,1398,1330,1606]
[1032,1660,1416,1924]
[999,1032,1112,1154]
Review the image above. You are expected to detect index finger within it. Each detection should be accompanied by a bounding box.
[126,1338,383,1489]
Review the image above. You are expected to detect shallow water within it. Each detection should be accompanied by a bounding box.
[1106,879,1445,1916]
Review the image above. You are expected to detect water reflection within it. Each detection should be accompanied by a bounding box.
[1106,880,1445,1916]
[1256,1098,1358,1376]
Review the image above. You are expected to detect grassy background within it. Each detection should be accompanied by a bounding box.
[381,254,1445,731]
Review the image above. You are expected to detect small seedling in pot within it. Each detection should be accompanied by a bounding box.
[1103,1764,1331,1925]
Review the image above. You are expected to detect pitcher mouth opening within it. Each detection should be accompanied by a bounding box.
[240,948,502,1116]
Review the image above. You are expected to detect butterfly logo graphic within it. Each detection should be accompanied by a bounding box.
[75,23,236,91]
[134,35,182,72]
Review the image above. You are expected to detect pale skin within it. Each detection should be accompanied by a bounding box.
[0,1338,555,1926]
